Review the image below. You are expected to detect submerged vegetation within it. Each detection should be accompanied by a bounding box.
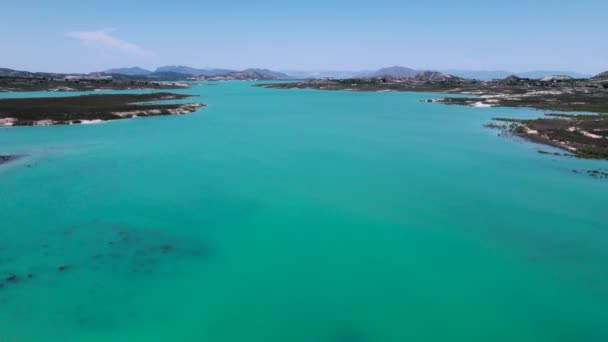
[0,220,210,293]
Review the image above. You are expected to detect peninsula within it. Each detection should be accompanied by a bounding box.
[259,69,608,159]
[0,76,187,92]
[0,92,204,126]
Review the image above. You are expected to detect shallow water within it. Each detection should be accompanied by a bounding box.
[1,82,607,341]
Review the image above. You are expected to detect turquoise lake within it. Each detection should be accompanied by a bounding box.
[1,82,607,341]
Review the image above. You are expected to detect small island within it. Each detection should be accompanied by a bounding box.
[0,92,204,126]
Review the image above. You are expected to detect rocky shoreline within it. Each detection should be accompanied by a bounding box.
[486,114,608,159]
[0,93,204,126]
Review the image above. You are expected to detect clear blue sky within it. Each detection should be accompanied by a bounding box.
[2,0,607,74]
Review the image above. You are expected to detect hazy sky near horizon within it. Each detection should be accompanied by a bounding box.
[2,0,607,74]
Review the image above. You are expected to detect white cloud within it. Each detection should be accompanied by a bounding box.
[65,29,155,57]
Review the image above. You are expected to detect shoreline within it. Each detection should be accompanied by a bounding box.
[488,114,608,159]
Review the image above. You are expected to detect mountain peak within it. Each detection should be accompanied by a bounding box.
[222,69,291,80]
[104,67,152,76]
[155,66,236,77]
[504,75,522,82]
[410,71,462,82]
[371,66,418,78]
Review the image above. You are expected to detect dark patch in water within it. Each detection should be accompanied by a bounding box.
[571,168,608,179]
[0,219,213,333]
[0,219,212,308]
[0,155,24,166]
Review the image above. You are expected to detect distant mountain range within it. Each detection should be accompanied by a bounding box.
[0,66,292,81]
[102,66,422,80]
[281,67,593,80]
[221,69,291,80]
[154,66,236,77]
[1,66,603,82]
[319,66,591,81]
[102,66,291,80]
[441,69,592,80]
[103,67,153,76]
[0,68,62,78]
[410,71,464,82]
[365,66,419,78]
[357,67,591,80]
[279,70,372,79]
